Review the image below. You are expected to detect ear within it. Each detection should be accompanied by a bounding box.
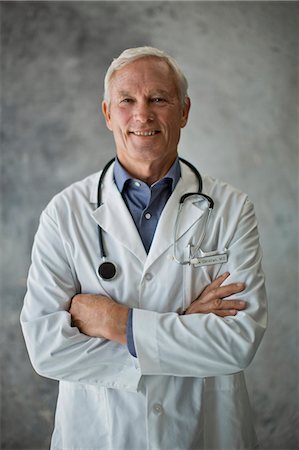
[102,100,113,131]
[180,97,191,128]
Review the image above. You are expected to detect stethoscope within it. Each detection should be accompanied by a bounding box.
[97,157,214,280]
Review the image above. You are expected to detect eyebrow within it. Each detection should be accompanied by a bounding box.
[150,90,171,97]
[117,91,133,98]
[117,89,171,98]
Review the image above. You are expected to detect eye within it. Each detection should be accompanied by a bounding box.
[120,98,134,104]
[151,97,166,103]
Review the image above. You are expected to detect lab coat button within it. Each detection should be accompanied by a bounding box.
[145,273,153,281]
[153,403,163,415]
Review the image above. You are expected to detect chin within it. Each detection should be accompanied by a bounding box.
[135,152,165,163]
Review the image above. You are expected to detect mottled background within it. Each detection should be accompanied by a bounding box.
[1,1,298,449]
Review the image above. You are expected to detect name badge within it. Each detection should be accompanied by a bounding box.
[190,250,228,267]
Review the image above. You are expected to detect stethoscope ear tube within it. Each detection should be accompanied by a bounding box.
[179,192,214,209]
[178,157,203,192]
[174,159,214,265]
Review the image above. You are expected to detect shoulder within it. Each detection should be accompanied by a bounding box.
[201,174,256,226]
[202,174,250,207]
[44,171,101,220]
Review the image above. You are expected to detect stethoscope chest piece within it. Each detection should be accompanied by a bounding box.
[98,261,117,280]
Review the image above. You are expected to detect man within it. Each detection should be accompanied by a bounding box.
[21,47,267,449]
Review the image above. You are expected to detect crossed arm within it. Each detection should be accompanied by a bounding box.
[69,271,246,346]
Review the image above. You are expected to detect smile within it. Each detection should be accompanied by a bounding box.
[130,130,159,136]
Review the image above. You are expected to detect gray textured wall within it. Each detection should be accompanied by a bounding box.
[1,1,298,449]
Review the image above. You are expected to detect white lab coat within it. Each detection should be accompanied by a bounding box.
[21,161,267,450]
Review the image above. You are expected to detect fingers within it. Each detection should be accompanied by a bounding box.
[216,299,246,310]
[185,298,246,315]
[203,298,245,311]
[199,281,245,305]
[182,272,248,317]
[213,282,245,300]
[211,309,239,317]
[201,272,230,295]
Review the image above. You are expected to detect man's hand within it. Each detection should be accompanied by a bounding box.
[69,294,129,345]
[70,273,245,344]
[184,272,246,317]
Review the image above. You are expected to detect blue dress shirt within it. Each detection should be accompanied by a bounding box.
[113,157,181,357]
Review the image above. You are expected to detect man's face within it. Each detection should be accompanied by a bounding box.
[102,57,190,168]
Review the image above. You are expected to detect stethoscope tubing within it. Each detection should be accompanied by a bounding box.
[96,157,214,279]
[97,158,115,259]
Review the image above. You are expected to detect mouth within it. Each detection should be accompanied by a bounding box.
[129,130,160,137]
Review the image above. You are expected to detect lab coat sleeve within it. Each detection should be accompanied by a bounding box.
[132,198,267,377]
[20,207,141,392]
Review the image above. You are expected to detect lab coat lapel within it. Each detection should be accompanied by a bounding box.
[145,162,206,270]
[90,165,147,265]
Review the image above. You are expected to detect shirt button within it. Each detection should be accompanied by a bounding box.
[144,273,153,281]
[145,212,151,220]
[153,403,163,415]
[133,181,141,187]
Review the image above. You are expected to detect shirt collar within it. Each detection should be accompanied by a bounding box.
[113,157,181,193]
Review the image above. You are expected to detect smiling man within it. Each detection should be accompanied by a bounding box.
[102,56,190,185]
[21,47,267,450]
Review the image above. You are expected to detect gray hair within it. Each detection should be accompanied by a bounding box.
[103,46,189,108]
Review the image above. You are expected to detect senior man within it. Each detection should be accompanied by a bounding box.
[21,47,267,449]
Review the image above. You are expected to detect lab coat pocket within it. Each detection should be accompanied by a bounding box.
[51,381,110,449]
[202,373,259,449]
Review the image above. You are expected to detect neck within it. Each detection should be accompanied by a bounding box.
[117,155,178,186]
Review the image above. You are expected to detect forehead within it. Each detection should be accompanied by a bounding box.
[109,57,179,95]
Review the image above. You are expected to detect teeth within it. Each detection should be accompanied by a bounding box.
[133,131,157,136]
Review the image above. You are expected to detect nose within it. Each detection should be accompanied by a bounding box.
[133,101,154,123]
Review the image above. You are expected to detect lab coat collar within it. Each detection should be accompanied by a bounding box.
[91,163,147,264]
[90,161,207,266]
